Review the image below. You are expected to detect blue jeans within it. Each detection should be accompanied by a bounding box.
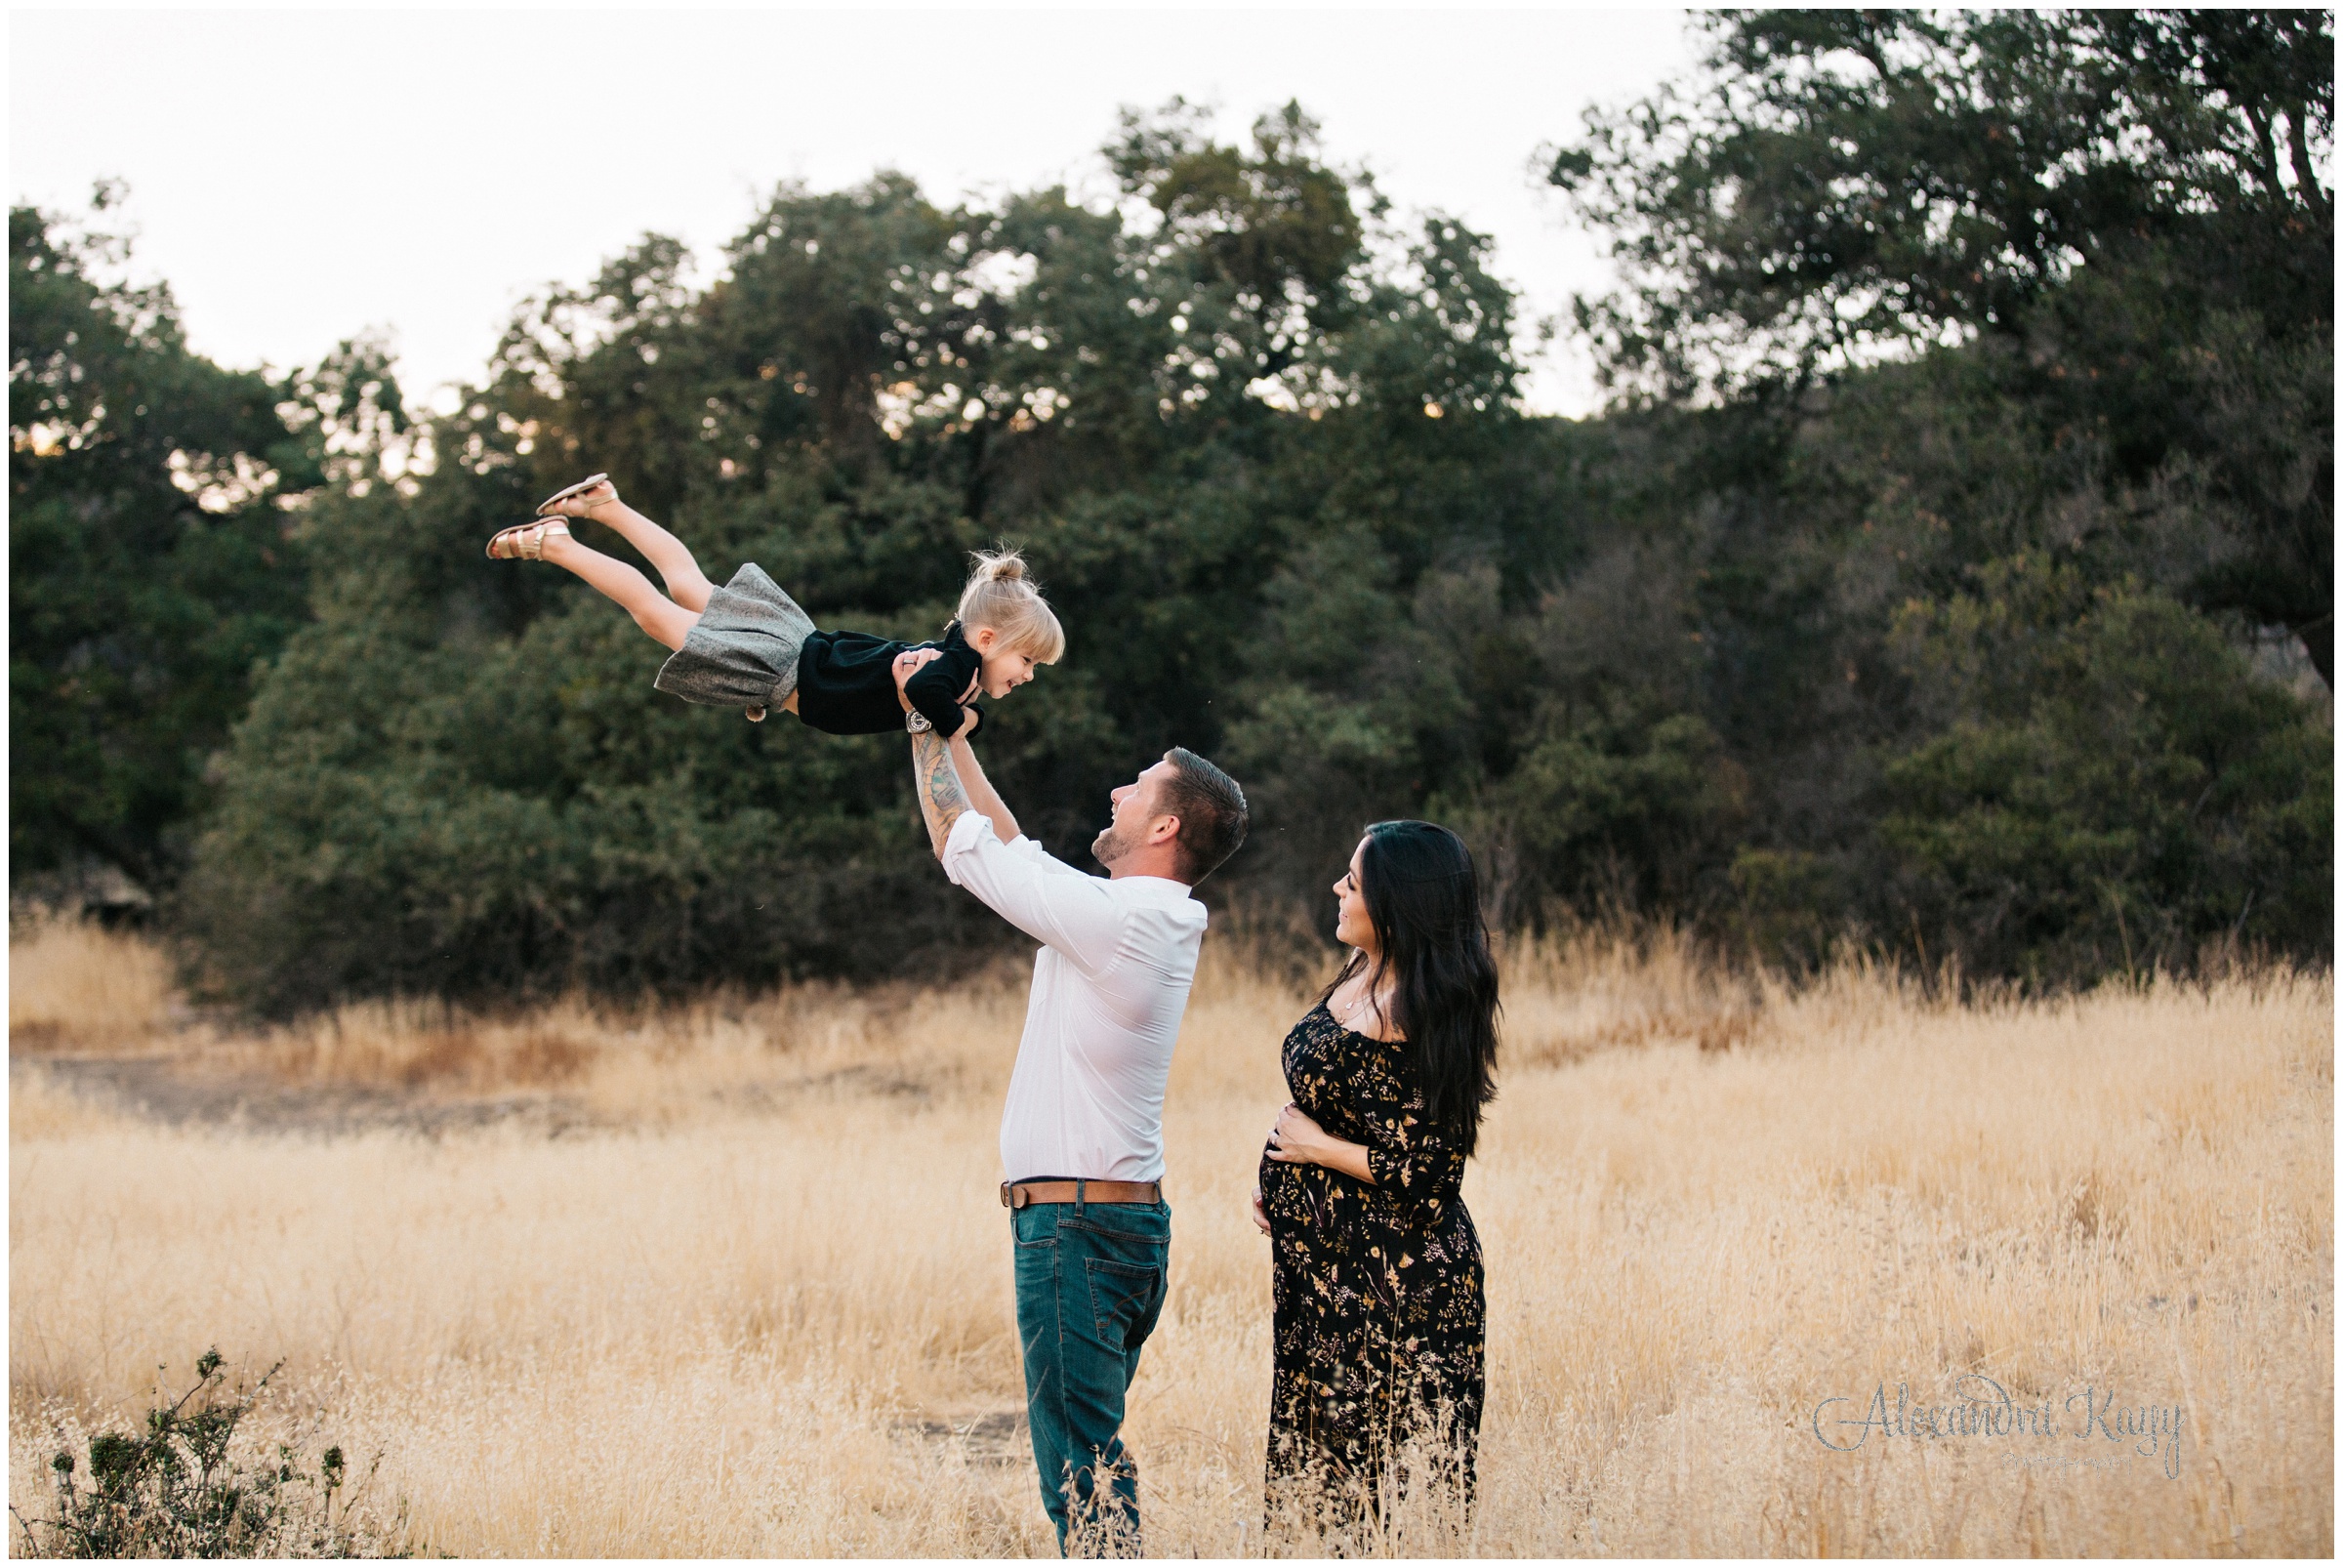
[1011,1191,1172,1556]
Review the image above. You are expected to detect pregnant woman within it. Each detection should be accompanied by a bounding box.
[1253,819,1500,1538]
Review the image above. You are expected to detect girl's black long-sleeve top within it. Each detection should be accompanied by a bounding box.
[793,620,981,737]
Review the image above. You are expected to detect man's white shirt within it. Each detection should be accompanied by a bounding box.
[940,810,1207,1183]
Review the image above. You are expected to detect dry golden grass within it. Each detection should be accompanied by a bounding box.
[10,921,2331,1555]
[8,914,178,1052]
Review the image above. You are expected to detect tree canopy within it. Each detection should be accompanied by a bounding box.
[10,192,405,891]
[11,37,2328,1011]
[1549,9,2332,677]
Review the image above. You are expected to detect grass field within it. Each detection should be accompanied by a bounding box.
[9,915,2332,1555]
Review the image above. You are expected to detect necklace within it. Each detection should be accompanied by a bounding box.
[1336,984,1384,1032]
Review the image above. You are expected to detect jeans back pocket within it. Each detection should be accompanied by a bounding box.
[1085,1257,1166,1351]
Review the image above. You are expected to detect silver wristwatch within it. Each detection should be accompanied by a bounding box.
[906,709,933,733]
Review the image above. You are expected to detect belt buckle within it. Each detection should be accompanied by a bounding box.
[1001,1180,1029,1210]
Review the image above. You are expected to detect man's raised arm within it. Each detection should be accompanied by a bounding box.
[910,727,972,860]
[950,728,1021,845]
[911,722,1122,971]
[909,725,1020,858]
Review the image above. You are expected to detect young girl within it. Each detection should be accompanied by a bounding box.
[486,475,1061,735]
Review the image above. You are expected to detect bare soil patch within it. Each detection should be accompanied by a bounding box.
[12,1053,605,1139]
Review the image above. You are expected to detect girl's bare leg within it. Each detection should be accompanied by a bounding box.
[539,532,698,651]
[545,480,715,612]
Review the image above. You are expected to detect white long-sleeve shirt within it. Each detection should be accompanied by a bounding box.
[939,810,1208,1183]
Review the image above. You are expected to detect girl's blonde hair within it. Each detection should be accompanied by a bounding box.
[957,547,1065,662]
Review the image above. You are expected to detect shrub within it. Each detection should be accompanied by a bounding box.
[12,1350,394,1558]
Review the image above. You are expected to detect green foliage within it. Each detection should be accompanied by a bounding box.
[13,1350,389,1558]
[10,190,402,889]
[179,103,1556,1010]
[29,75,2322,1005]
[1876,561,2329,978]
[1545,8,2334,680]
[1547,10,2330,396]
[1522,10,2331,981]
[1490,706,1747,910]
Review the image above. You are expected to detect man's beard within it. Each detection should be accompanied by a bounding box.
[1091,820,1129,869]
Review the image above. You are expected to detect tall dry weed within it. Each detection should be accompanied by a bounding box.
[9,915,177,1052]
[1499,921,1764,1061]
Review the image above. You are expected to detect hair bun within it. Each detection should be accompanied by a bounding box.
[954,544,1064,663]
[971,547,1027,582]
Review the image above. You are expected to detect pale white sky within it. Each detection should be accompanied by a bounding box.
[10,5,1698,417]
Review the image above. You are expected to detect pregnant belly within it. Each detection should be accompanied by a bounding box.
[1260,1147,1354,1236]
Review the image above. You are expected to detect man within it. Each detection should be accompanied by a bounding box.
[903,700,1247,1556]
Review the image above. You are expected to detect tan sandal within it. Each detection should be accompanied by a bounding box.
[485,518,569,560]
[536,473,615,517]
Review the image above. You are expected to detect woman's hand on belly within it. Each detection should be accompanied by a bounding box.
[1257,1146,1303,1226]
[1268,1101,1377,1185]
[1258,1145,1343,1239]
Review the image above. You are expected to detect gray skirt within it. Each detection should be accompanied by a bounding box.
[653,563,815,716]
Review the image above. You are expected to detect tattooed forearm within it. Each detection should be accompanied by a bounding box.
[910,727,969,858]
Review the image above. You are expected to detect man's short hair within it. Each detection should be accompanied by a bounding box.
[1157,748,1248,886]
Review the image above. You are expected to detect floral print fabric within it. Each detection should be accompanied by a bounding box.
[1260,1000,1485,1523]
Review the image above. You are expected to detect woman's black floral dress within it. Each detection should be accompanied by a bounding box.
[1260,1001,1485,1522]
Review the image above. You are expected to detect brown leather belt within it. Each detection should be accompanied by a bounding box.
[1001,1178,1162,1209]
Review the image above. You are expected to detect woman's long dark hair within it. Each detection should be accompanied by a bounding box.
[1320,820,1500,1157]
